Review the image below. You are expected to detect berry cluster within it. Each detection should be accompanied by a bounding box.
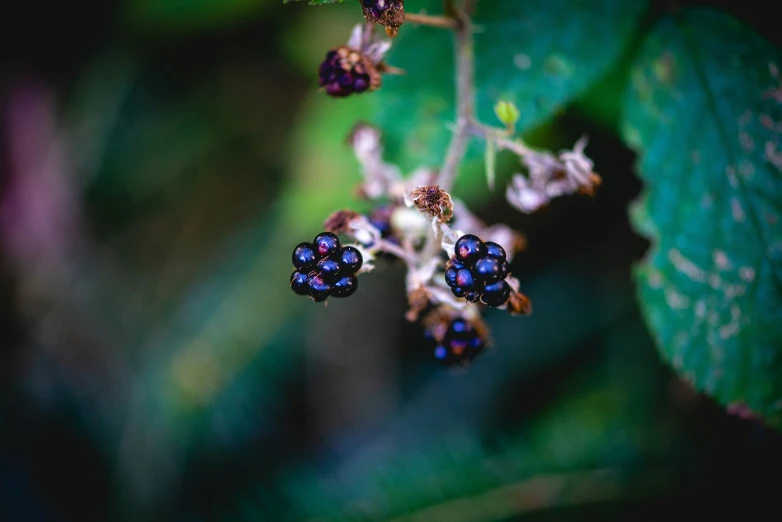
[290,232,363,302]
[319,46,377,98]
[426,316,486,366]
[445,234,511,307]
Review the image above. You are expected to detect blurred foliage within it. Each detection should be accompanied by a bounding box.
[622,8,782,427]
[1,1,782,521]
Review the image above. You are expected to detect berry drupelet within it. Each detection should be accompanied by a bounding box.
[290,232,363,302]
[319,46,380,98]
[427,316,486,366]
[445,234,511,307]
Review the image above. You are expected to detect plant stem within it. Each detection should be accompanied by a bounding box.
[437,6,475,193]
[467,122,533,157]
[405,12,459,29]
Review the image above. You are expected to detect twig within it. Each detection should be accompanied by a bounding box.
[467,122,533,157]
[437,7,475,192]
[374,238,417,265]
[405,12,459,29]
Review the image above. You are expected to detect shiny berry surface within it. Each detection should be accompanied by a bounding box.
[332,275,358,298]
[432,317,486,366]
[290,232,363,302]
[340,246,363,274]
[290,271,310,295]
[313,232,340,257]
[481,280,511,307]
[445,234,512,307]
[473,256,502,283]
[317,257,341,282]
[454,269,475,289]
[484,241,507,261]
[444,266,459,287]
[454,234,486,266]
[292,242,317,270]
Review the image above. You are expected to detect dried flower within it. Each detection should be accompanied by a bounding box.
[506,137,601,213]
[407,185,454,222]
[360,0,406,38]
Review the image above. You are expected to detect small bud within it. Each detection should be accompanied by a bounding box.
[361,0,405,38]
[408,185,454,223]
[494,101,520,128]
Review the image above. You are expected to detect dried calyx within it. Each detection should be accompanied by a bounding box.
[360,0,405,37]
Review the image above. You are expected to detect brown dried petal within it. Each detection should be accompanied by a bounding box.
[361,0,405,38]
[506,290,533,316]
[405,286,432,322]
[409,185,454,222]
[324,209,362,235]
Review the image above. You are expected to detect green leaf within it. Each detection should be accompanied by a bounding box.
[373,0,648,186]
[621,8,782,427]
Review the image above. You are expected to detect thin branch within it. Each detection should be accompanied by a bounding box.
[373,238,417,264]
[468,122,533,157]
[405,12,459,29]
[437,7,475,192]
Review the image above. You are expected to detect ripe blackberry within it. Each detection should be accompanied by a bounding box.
[446,235,511,307]
[432,317,486,366]
[454,234,486,266]
[319,46,379,98]
[290,233,364,302]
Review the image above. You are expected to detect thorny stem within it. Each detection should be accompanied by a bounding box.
[437,6,475,193]
[404,13,459,29]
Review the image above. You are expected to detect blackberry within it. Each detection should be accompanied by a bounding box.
[318,46,379,98]
[454,234,486,266]
[360,0,405,37]
[446,235,511,307]
[290,232,364,301]
[432,317,486,366]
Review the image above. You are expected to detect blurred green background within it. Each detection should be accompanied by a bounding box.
[1,1,781,521]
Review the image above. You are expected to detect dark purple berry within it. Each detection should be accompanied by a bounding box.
[313,232,340,258]
[481,280,511,307]
[484,241,507,261]
[434,345,448,360]
[331,275,358,298]
[449,259,465,271]
[473,256,502,284]
[429,316,486,366]
[290,271,310,295]
[444,266,459,287]
[308,274,331,302]
[318,46,376,98]
[454,269,475,290]
[454,234,486,266]
[317,257,342,282]
[340,246,363,274]
[292,242,317,270]
[499,260,509,279]
[451,286,466,298]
